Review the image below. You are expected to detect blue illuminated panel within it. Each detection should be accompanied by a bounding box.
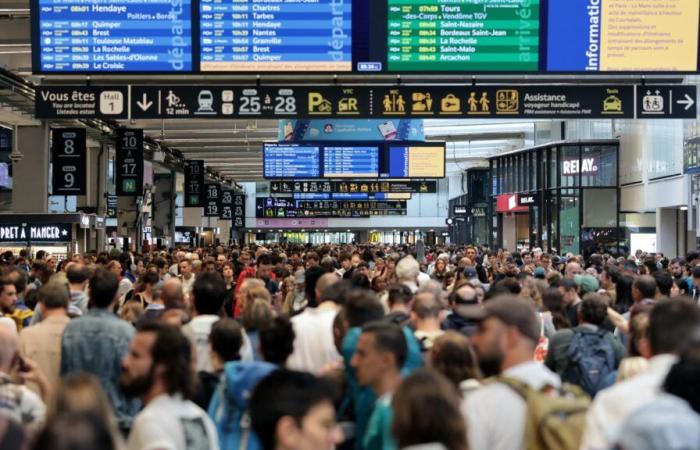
[388,146,409,178]
[199,0,352,72]
[323,146,378,178]
[37,0,192,72]
[264,145,321,179]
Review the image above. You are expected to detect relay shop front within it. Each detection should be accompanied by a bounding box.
[490,140,622,257]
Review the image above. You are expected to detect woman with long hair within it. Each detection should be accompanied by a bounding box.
[392,369,468,450]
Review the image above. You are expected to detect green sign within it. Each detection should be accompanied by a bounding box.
[122,179,136,193]
[387,0,540,72]
[188,195,200,206]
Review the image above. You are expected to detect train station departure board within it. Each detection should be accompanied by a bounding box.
[386,0,540,71]
[200,0,352,72]
[33,0,192,73]
[30,0,700,74]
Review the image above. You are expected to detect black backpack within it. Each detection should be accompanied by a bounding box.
[563,328,617,397]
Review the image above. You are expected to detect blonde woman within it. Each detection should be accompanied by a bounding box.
[238,278,273,361]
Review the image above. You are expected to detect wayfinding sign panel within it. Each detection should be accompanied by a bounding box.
[184,160,204,207]
[233,193,246,229]
[36,85,695,120]
[36,86,128,119]
[116,129,144,196]
[204,184,221,217]
[51,128,86,196]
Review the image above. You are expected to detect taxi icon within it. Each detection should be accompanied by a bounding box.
[603,95,622,112]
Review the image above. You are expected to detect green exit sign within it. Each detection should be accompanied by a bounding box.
[122,179,136,193]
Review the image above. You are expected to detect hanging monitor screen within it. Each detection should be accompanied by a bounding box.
[323,146,379,178]
[263,142,444,179]
[384,145,445,178]
[32,0,193,73]
[385,0,541,72]
[199,0,352,72]
[264,144,321,179]
[547,0,700,72]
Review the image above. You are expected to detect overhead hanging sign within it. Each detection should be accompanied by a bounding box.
[219,189,233,220]
[36,86,128,119]
[270,180,437,194]
[115,129,144,196]
[204,183,221,217]
[51,128,86,196]
[36,85,695,120]
[233,193,246,229]
[184,160,204,207]
[278,119,425,142]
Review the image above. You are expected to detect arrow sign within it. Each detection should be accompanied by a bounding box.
[136,93,153,111]
[678,93,695,111]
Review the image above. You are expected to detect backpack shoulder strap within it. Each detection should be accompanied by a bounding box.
[492,376,532,399]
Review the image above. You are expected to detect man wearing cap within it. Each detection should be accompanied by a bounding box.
[460,295,560,450]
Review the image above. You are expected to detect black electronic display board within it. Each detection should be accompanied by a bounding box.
[116,129,144,196]
[263,142,445,179]
[51,128,86,196]
[184,160,204,207]
[31,0,700,75]
[32,0,192,73]
[204,183,221,217]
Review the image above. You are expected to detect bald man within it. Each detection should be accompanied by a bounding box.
[287,274,345,374]
[0,326,46,430]
[565,261,583,279]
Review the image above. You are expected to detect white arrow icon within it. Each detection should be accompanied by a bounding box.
[136,93,153,111]
[677,93,695,110]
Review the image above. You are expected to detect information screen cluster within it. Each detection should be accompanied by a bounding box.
[31,0,700,74]
[263,142,445,179]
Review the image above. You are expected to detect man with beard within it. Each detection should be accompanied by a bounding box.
[121,321,218,450]
[459,296,560,450]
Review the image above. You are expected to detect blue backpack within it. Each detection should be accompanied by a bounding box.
[208,361,277,450]
[563,328,616,397]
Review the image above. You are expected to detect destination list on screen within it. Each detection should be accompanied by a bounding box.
[386,0,540,72]
[200,0,352,72]
[37,0,192,72]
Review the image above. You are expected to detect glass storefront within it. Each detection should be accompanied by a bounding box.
[490,140,621,256]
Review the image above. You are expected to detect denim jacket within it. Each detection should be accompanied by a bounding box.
[60,308,140,430]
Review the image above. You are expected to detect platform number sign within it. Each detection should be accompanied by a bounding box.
[51,128,86,195]
[116,129,144,196]
[204,184,221,217]
[184,160,204,207]
[233,193,246,229]
[219,189,233,220]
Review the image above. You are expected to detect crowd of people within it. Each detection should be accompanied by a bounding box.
[0,243,699,450]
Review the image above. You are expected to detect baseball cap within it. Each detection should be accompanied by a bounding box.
[457,296,540,343]
[463,266,478,279]
[574,274,600,293]
[534,267,546,279]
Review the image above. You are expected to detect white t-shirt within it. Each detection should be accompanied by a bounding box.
[286,305,341,374]
[127,394,218,450]
[182,315,219,373]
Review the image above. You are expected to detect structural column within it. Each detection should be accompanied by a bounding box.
[12,124,49,213]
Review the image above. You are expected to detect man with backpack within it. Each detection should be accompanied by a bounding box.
[461,295,590,450]
[545,294,625,397]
